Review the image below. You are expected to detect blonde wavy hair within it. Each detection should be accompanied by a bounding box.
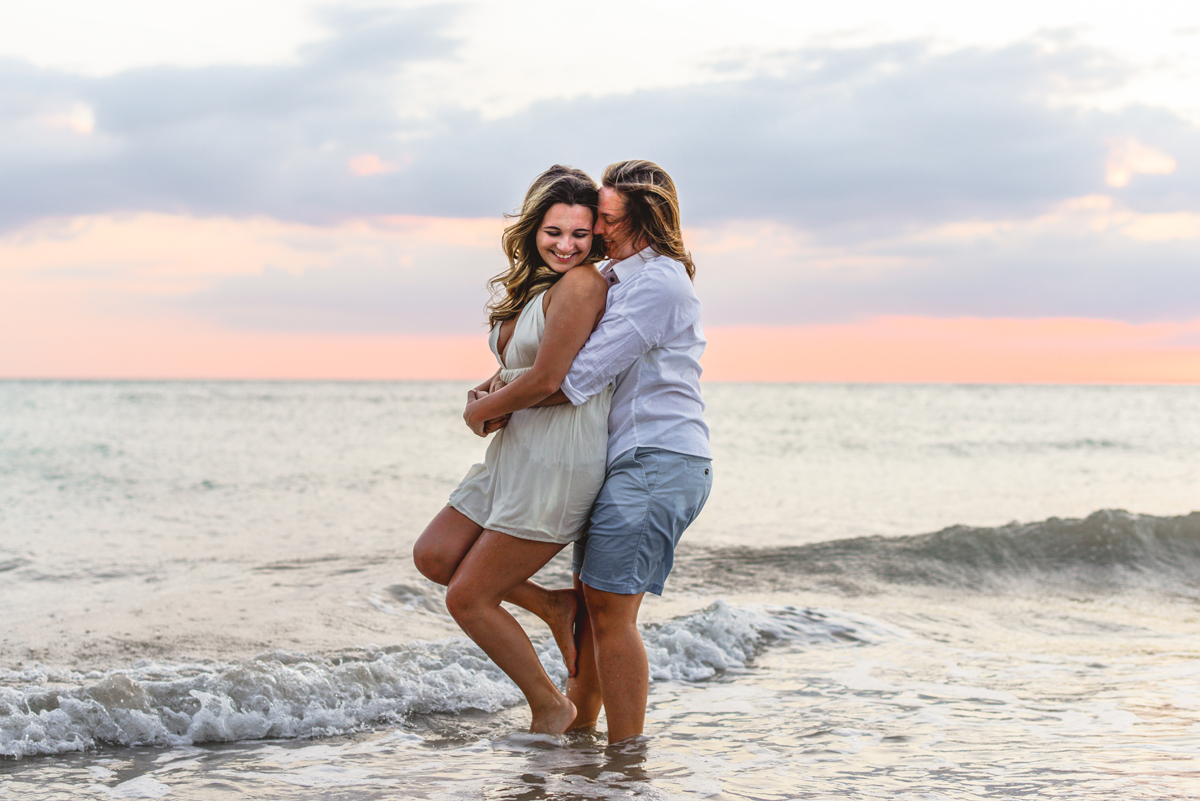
[486,165,604,328]
[602,160,695,279]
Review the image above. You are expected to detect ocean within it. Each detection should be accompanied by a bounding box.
[1,380,1198,800]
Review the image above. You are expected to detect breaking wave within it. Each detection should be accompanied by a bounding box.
[0,603,887,758]
[681,510,1200,595]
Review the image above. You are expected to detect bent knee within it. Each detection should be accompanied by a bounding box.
[443,581,481,622]
[412,542,455,586]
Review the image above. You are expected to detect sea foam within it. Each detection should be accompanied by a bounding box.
[0,602,881,758]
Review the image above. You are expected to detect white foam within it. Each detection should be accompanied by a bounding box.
[0,602,887,758]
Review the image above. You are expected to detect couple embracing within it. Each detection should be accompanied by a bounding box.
[413,160,712,744]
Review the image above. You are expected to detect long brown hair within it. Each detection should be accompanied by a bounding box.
[487,165,604,327]
[602,160,695,279]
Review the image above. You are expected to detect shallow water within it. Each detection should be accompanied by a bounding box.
[5,593,1197,800]
[2,381,1199,799]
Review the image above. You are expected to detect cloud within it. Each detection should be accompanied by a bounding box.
[695,198,1200,326]
[171,196,1200,334]
[1,212,505,336]
[439,36,1199,233]
[6,23,1200,333]
[1,5,459,230]
[1105,138,1177,187]
[178,232,499,335]
[5,25,1199,234]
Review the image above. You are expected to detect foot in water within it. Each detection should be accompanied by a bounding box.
[530,693,578,735]
[545,587,579,677]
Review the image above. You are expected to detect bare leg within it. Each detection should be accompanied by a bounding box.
[445,530,576,734]
[508,583,579,679]
[412,505,487,585]
[566,573,603,729]
[581,584,647,744]
[413,506,579,675]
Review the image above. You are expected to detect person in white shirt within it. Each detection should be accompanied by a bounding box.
[458,160,713,743]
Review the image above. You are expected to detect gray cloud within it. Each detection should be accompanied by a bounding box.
[177,237,499,335]
[697,226,1200,326]
[2,5,458,230]
[5,24,1198,232]
[6,20,1200,329]
[410,37,1200,234]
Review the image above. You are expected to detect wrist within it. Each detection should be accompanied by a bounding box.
[465,400,486,426]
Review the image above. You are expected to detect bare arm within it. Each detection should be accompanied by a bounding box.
[465,368,501,406]
[462,369,512,437]
[532,389,568,407]
[464,268,606,432]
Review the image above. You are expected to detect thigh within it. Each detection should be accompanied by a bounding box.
[413,505,486,585]
[450,530,566,605]
[577,449,712,596]
[573,450,655,594]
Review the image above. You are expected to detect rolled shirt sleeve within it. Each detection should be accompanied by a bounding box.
[561,248,711,465]
[562,256,697,405]
[561,312,651,406]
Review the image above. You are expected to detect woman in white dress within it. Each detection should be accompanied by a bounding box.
[412,166,611,734]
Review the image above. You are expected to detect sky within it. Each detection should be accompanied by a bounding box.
[2,0,1199,382]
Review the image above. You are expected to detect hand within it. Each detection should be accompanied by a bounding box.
[467,413,508,437]
[488,375,507,393]
[483,414,511,434]
[465,389,489,433]
[465,391,509,437]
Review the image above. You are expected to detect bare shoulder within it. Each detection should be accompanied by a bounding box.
[549,265,608,303]
[563,264,608,291]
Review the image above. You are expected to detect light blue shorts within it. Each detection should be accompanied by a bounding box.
[572,447,713,596]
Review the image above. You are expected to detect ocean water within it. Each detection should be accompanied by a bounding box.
[1,380,1198,800]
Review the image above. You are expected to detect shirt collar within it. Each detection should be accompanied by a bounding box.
[608,246,656,283]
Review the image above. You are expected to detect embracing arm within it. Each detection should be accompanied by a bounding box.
[462,368,511,434]
[463,269,606,432]
[531,389,568,407]
[561,267,699,405]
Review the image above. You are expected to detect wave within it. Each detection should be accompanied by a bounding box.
[680,510,1200,595]
[0,603,887,758]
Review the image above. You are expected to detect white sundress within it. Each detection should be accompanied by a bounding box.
[448,291,613,543]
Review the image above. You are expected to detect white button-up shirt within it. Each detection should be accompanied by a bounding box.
[562,247,711,466]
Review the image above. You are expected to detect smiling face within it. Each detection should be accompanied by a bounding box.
[536,203,595,273]
[595,185,642,261]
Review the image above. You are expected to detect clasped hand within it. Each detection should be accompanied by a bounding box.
[464,377,510,437]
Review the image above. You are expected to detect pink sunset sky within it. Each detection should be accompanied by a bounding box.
[3,1,1199,384]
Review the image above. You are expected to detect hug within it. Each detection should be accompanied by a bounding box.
[413,159,712,743]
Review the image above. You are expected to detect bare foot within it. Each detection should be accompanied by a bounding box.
[566,712,598,732]
[529,694,577,735]
[545,588,579,677]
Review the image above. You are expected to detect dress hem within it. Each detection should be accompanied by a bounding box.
[447,501,584,545]
[484,522,584,546]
